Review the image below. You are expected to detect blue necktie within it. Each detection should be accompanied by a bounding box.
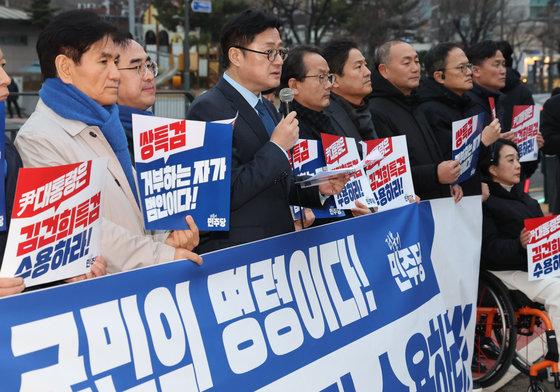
[255,99,275,137]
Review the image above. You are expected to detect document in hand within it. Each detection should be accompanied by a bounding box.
[452,113,483,184]
[525,214,560,280]
[132,114,233,231]
[320,134,377,210]
[511,105,540,162]
[290,139,344,219]
[0,157,107,287]
[361,135,416,212]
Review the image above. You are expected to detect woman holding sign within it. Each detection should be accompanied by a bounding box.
[0,47,107,297]
[480,138,560,348]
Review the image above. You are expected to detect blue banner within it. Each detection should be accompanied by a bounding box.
[134,116,232,231]
[0,201,473,391]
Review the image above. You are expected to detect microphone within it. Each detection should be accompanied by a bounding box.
[279,88,294,115]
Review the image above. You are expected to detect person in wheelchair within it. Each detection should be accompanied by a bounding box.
[481,138,560,358]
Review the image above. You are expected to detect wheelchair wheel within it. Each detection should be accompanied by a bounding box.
[528,380,548,392]
[473,271,517,387]
[512,309,548,376]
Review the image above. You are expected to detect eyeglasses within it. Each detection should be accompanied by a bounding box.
[302,73,336,85]
[233,46,288,62]
[118,61,158,77]
[439,63,473,74]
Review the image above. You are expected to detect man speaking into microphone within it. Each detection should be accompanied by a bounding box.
[187,9,348,253]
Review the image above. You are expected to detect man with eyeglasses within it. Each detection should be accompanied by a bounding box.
[417,42,501,196]
[466,40,543,178]
[115,34,158,162]
[320,40,377,158]
[279,45,371,219]
[368,40,462,202]
[186,9,347,253]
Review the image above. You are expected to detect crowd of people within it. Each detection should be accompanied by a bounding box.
[1,8,560,380]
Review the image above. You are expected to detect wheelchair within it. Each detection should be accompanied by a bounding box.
[473,270,560,392]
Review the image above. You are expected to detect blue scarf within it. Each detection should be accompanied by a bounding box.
[118,104,153,164]
[40,78,139,205]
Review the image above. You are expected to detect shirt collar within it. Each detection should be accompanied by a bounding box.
[223,72,262,112]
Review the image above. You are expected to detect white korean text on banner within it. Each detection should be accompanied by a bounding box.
[452,114,483,184]
[0,196,481,391]
[526,214,560,280]
[133,114,233,231]
[290,139,344,219]
[511,105,540,162]
[320,133,376,210]
[0,101,6,231]
[0,158,107,287]
[361,136,415,212]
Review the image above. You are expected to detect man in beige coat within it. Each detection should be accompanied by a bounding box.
[15,10,201,273]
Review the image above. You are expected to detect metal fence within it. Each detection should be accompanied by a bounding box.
[4,90,194,138]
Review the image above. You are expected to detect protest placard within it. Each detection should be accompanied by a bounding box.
[0,158,107,287]
[452,114,483,184]
[289,139,345,220]
[511,105,540,162]
[361,136,415,212]
[0,196,481,392]
[321,134,376,210]
[133,114,233,231]
[525,214,560,280]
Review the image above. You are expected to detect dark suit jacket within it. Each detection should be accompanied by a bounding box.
[187,77,321,252]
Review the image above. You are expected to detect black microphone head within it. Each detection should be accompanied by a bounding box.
[279,88,294,103]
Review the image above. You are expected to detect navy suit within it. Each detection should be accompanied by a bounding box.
[187,77,321,252]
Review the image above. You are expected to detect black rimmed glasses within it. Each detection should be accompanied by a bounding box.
[302,73,336,85]
[118,61,158,77]
[233,46,289,62]
[439,63,473,74]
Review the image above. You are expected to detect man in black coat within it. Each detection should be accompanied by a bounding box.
[320,40,377,159]
[368,40,462,202]
[279,44,371,218]
[465,41,507,127]
[186,10,346,253]
[496,40,535,133]
[467,40,543,179]
[418,42,501,196]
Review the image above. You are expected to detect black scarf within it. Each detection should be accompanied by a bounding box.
[330,93,377,139]
[289,100,336,140]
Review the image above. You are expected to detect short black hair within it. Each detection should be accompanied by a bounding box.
[551,87,560,97]
[480,138,518,177]
[496,40,513,67]
[36,10,120,80]
[219,9,281,70]
[466,40,500,66]
[322,40,358,76]
[423,42,461,76]
[280,45,322,88]
[374,39,408,68]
